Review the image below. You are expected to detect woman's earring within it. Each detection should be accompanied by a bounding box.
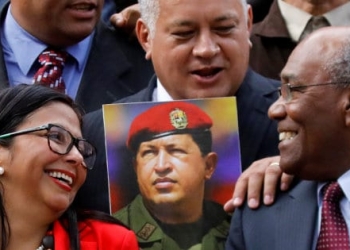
[0,167,4,176]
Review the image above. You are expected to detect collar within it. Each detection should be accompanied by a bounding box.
[317,169,350,206]
[153,78,174,102]
[2,5,93,75]
[125,195,229,243]
[278,0,350,42]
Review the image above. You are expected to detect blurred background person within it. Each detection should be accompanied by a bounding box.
[0,0,153,113]
[250,0,350,80]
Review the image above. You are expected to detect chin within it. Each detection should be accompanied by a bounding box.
[151,194,180,205]
[47,197,72,213]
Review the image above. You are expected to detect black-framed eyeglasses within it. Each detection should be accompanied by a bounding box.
[278,82,345,102]
[0,124,96,170]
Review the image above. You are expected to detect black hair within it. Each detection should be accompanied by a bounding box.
[0,84,83,146]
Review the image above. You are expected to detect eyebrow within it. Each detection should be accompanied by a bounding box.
[214,14,239,23]
[168,14,239,28]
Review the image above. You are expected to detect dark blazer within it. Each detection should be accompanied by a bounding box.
[79,69,280,212]
[249,0,296,80]
[0,2,154,113]
[226,180,318,250]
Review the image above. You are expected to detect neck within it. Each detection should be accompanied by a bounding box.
[284,0,348,15]
[5,223,50,250]
[4,202,56,250]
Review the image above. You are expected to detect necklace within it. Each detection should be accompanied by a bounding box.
[36,232,54,250]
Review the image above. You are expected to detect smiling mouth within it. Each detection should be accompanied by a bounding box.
[46,171,73,186]
[279,131,297,141]
[70,3,96,11]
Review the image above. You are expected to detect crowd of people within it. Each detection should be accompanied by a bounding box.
[0,0,349,249]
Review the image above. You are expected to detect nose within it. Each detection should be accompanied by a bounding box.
[154,150,172,173]
[268,96,287,121]
[65,145,85,168]
[192,32,220,59]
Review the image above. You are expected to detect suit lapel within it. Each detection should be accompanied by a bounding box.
[75,22,134,111]
[254,0,290,38]
[274,181,318,250]
[236,69,278,169]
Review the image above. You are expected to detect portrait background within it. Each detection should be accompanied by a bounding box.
[103,97,241,213]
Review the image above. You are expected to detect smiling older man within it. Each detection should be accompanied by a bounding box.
[83,0,283,215]
[226,26,350,250]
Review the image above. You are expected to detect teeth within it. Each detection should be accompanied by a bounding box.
[48,171,73,185]
[279,131,297,141]
[72,4,93,10]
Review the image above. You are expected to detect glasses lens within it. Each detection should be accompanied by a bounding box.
[77,140,96,170]
[47,125,72,154]
[47,125,96,169]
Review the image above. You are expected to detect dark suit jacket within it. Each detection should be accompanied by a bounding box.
[226,180,318,250]
[79,69,280,212]
[249,0,296,80]
[247,0,273,23]
[0,2,154,113]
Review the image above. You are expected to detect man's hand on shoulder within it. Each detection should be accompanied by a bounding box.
[223,156,294,213]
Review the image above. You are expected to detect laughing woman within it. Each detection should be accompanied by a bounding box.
[0,84,138,250]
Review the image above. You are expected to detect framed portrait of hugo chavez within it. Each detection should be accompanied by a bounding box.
[103,97,241,213]
[102,97,241,248]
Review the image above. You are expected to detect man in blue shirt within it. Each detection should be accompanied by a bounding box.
[0,0,153,112]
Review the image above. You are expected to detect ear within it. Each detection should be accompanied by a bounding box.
[246,4,253,48]
[135,19,153,60]
[344,91,350,127]
[0,146,9,175]
[246,5,253,32]
[204,152,218,180]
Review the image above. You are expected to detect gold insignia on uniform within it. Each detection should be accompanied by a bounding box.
[169,108,188,129]
[137,223,157,240]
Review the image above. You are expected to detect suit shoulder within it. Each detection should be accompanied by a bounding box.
[117,88,151,103]
[83,109,104,132]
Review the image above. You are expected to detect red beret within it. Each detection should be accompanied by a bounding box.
[127,101,213,149]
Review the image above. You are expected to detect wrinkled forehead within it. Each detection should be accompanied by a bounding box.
[281,38,337,83]
[158,0,246,17]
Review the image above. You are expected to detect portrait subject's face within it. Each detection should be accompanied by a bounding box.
[139,0,252,99]
[135,134,216,209]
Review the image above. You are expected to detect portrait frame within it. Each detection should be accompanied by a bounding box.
[103,97,242,213]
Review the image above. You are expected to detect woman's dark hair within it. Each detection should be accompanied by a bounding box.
[0,84,83,145]
[0,84,85,250]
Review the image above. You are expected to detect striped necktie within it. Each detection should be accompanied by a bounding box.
[33,49,68,93]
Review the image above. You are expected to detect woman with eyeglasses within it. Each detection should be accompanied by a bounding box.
[0,84,138,250]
